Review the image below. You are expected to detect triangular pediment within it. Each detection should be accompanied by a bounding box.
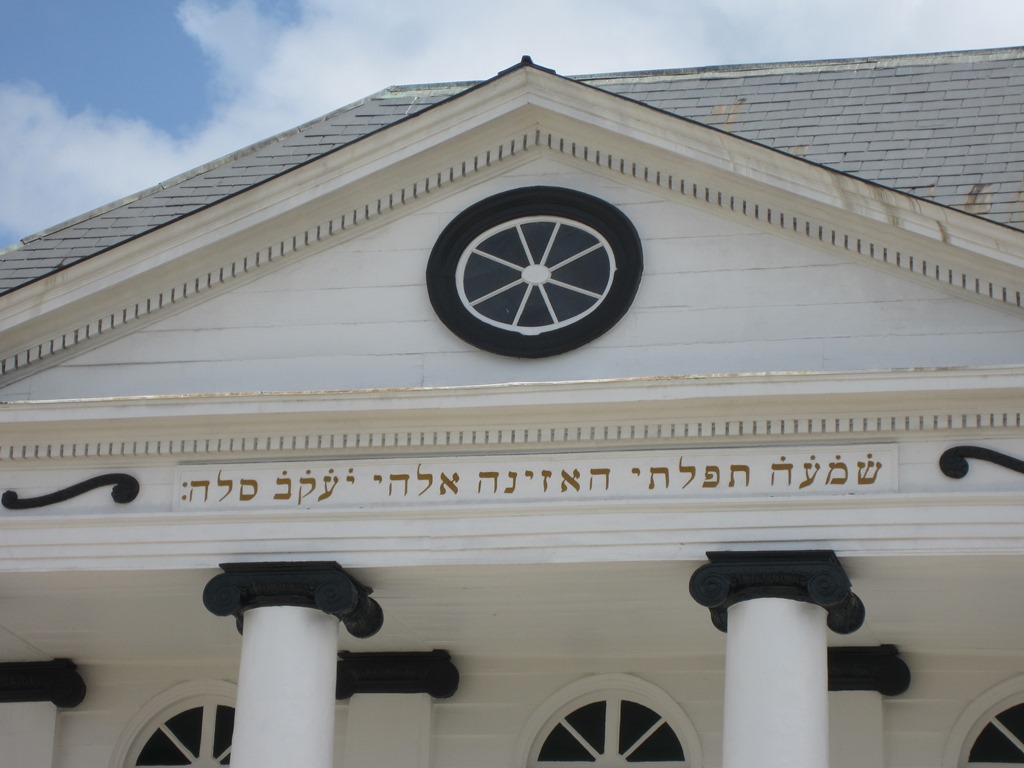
[1,62,1023,400]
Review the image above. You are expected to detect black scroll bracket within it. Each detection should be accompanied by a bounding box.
[2,473,140,509]
[939,446,1024,479]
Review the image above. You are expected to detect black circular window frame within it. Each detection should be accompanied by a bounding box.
[427,187,643,358]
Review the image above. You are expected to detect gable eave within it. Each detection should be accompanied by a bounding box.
[0,64,1022,383]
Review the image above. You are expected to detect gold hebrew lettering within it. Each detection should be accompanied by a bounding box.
[649,467,670,490]
[729,464,751,488]
[274,471,293,500]
[703,466,720,488]
[799,456,821,489]
[388,473,410,497]
[297,470,317,504]
[186,480,210,502]
[826,456,849,485]
[346,469,355,485]
[478,471,499,494]
[560,468,581,492]
[503,472,518,494]
[771,457,794,487]
[589,468,610,491]
[318,470,338,502]
[416,464,434,496]
[857,454,882,485]
[541,470,553,492]
[216,471,233,502]
[678,461,697,489]
[239,478,258,501]
[439,472,460,495]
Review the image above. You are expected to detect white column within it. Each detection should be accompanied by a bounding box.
[830,691,884,768]
[343,693,432,768]
[722,598,829,768]
[0,702,57,768]
[231,605,340,768]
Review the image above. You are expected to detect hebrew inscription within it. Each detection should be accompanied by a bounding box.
[175,446,896,511]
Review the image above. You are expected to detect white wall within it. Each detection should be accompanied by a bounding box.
[5,158,1022,401]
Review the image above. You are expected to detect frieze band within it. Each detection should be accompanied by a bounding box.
[203,561,383,638]
[336,650,459,699]
[2,473,139,510]
[689,550,865,634]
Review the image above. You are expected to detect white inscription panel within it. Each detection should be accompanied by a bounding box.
[175,445,895,511]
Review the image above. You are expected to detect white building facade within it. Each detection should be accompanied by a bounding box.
[1,51,1023,768]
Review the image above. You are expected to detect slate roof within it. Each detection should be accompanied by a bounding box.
[2,46,1023,296]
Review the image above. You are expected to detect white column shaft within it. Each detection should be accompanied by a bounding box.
[0,702,56,768]
[231,605,339,768]
[343,693,432,768]
[723,598,829,768]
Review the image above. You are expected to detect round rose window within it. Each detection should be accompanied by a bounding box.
[427,187,643,358]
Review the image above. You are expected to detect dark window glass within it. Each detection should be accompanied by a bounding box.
[970,723,1024,762]
[164,707,203,757]
[546,226,600,268]
[518,286,555,327]
[998,704,1024,741]
[565,701,607,754]
[538,723,597,762]
[550,249,610,294]
[521,221,558,262]
[627,723,686,763]
[462,257,521,304]
[136,728,191,766]
[214,705,235,763]
[619,700,662,755]
[478,228,529,267]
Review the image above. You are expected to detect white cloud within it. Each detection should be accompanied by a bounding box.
[4,0,1024,248]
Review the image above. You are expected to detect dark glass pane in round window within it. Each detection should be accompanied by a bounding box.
[521,221,558,261]
[998,704,1024,741]
[627,723,686,763]
[137,729,191,766]
[475,283,529,325]
[214,705,235,763]
[164,707,203,757]
[538,723,597,762]
[619,700,662,756]
[477,227,530,267]
[518,287,556,327]
[462,257,521,304]
[566,701,607,755]
[970,723,1024,762]
[550,249,611,295]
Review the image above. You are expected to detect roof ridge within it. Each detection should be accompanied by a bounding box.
[573,45,1024,84]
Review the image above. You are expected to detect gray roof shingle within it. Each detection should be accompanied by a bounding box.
[3,47,1023,295]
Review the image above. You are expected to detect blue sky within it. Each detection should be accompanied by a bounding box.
[3,0,1024,249]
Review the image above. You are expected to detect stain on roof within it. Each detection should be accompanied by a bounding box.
[3,47,1023,295]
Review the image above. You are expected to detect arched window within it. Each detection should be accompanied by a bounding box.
[518,675,700,768]
[110,681,236,768]
[945,675,1024,768]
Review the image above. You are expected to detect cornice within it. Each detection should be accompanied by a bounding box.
[0,371,1020,462]
[0,77,1022,383]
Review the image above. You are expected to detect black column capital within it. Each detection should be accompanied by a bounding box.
[203,561,383,638]
[828,645,911,696]
[336,650,459,699]
[0,659,86,707]
[688,550,865,634]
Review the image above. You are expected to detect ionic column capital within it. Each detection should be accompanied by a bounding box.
[689,550,865,634]
[203,561,383,638]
